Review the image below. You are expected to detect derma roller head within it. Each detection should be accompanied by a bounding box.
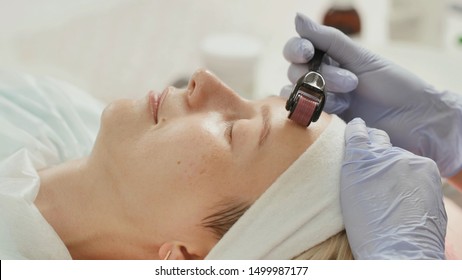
[285,49,326,127]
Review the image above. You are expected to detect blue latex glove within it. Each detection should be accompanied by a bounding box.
[342,118,447,259]
[281,13,462,178]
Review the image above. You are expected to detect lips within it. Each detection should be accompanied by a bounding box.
[149,91,159,124]
[149,88,169,124]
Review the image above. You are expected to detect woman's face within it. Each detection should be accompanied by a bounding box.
[91,69,330,259]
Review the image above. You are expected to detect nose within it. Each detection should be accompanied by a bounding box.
[186,69,249,114]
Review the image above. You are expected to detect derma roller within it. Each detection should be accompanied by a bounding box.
[285,49,326,127]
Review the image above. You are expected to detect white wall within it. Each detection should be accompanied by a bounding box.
[0,0,460,102]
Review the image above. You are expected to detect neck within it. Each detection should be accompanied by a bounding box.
[35,157,155,259]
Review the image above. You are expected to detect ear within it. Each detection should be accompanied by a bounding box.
[158,242,205,260]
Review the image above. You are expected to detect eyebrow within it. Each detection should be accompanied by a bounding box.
[258,105,272,147]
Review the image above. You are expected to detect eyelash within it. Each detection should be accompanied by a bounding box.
[225,121,235,143]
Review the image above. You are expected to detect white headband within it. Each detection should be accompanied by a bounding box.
[206,115,346,259]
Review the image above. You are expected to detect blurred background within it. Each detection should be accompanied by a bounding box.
[0,0,461,102]
[1,0,461,251]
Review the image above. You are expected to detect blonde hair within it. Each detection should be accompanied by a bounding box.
[294,230,353,260]
[201,199,250,240]
[202,199,352,260]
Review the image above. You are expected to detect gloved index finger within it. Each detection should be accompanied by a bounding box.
[345,118,370,150]
[295,13,363,70]
[288,63,358,93]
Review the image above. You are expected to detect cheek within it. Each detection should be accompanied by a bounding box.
[168,145,230,189]
[181,151,227,185]
[137,125,231,185]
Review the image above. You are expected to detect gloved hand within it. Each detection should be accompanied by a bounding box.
[341,118,447,259]
[281,13,462,178]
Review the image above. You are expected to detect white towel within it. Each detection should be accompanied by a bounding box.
[206,115,346,259]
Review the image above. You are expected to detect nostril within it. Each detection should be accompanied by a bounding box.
[187,79,196,95]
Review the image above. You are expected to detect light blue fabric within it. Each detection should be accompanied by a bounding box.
[0,70,104,259]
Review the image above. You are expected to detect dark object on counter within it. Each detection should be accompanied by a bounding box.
[323,0,361,37]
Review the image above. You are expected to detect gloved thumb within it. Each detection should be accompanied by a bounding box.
[344,118,369,150]
[295,13,367,72]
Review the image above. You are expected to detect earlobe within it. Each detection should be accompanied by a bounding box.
[158,242,204,260]
[159,242,175,260]
[163,250,172,260]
